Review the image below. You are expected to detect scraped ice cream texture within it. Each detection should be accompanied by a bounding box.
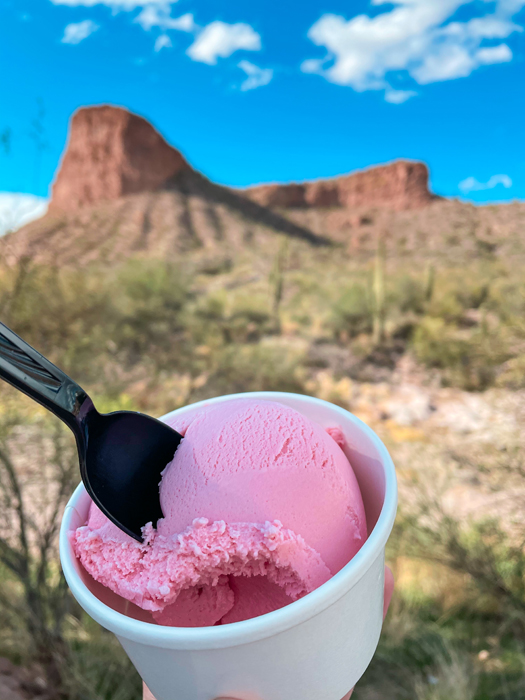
[71,399,367,626]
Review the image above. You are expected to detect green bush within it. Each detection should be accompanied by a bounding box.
[485,277,525,324]
[113,260,191,363]
[412,318,469,369]
[331,284,372,339]
[412,317,508,390]
[188,291,273,347]
[496,354,525,389]
[196,343,306,398]
[389,274,427,315]
[0,264,113,378]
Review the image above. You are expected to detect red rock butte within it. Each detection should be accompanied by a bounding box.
[50,105,191,212]
[244,161,434,211]
[10,105,523,270]
[50,105,435,214]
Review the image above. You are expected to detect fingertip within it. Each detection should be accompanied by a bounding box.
[142,683,156,700]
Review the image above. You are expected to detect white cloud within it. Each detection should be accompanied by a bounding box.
[301,58,323,75]
[476,43,513,64]
[460,16,520,39]
[459,174,512,193]
[62,19,99,44]
[411,43,477,83]
[135,8,196,32]
[0,194,48,237]
[490,0,525,14]
[51,0,175,8]
[238,60,273,91]
[187,21,261,65]
[302,0,524,99]
[51,0,264,69]
[384,88,417,103]
[154,34,172,51]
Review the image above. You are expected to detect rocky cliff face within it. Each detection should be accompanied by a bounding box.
[50,106,191,212]
[50,105,433,215]
[2,105,446,265]
[244,161,434,211]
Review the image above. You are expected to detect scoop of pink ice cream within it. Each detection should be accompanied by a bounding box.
[71,398,366,626]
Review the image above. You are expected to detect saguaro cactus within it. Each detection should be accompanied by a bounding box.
[270,238,289,333]
[373,235,386,345]
[425,262,435,303]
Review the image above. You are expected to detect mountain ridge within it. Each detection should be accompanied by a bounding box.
[244,159,436,210]
[2,105,523,267]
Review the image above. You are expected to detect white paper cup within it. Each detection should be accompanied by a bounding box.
[60,391,397,700]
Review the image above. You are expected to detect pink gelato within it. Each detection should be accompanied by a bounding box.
[71,398,366,626]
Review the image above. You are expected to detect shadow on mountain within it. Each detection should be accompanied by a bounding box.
[166,170,333,248]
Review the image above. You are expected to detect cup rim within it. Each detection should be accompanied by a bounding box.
[60,391,397,650]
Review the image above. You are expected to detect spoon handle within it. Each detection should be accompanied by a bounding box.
[0,321,90,436]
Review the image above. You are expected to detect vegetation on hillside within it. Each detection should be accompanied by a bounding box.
[0,233,524,699]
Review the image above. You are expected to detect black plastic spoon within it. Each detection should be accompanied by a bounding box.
[0,321,182,542]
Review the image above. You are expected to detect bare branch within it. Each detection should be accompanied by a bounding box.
[0,444,30,567]
[0,536,26,576]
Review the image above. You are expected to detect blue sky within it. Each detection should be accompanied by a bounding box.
[1,0,524,212]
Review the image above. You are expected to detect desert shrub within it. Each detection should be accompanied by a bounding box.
[192,291,227,323]
[359,449,525,700]
[188,291,272,347]
[227,294,273,343]
[389,274,427,315]
[0,408,77,695]
[412,318,469,367]
[195,342,306,398]
[331,284,372,339]
[196,255,233,276]
[225,309,272,344]
[455,278,490,310]
[485,277,525,326]
[496,354,525,389]
[424,272,486,321]
[412,318,509,390]
[396,500,525,617]
[360,617,480,700]
[66,615,141,700]
[426,289,466,323]
[113,260,191,369]
[0,400,144,700]
[423,271,492,321]
[0,259,194,382]
[413,644,478,700]
[0,263,114,380]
